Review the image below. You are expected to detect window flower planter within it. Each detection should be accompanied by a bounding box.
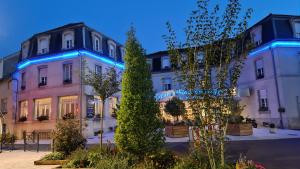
[19,116,27,122]
[37,115,49,121]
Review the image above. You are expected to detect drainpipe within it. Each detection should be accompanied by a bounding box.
[270,47,284,129]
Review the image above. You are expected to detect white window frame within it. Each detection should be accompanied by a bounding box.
[162,77,172,91]
[162,56,171,69]
[38,66,48,86]
[62,30,75,50]
[37,35,50,54]
[22,41,30,59]
[250,25,262,47]
[108,40,116,58]
[34,98,51,119]
[59,96,78,118]
[92,32,103,52]
[20,101,28,117]
[257,89,268,111]
[255,59,264,79]
[63,63,72,82]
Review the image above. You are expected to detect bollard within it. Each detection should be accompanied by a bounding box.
[37,133,39,152]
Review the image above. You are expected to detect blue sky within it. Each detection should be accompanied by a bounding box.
[0,0,299,57]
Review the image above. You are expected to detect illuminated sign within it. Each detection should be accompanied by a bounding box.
[17,50,125,70]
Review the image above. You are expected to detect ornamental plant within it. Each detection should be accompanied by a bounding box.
[164,97,186,123]
[115,27,165,157]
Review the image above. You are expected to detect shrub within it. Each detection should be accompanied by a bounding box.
[164,97,186,123]
[37,115,49,121]
[41,152,65,160]
[19,116,27,122]
[52,119,86,155]
[228,115,244,124]
[0,133,16,144]
[145,149,176,169]
[96,155,131,169]
[64,149,89,168]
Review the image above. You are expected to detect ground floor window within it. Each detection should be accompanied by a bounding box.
[109,97,118,117]
[94,96,103,118]
[34,98,51,119]
[20,101,28,118]
[59,96,78,118]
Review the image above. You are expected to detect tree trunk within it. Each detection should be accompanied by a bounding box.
[100,100,105,150]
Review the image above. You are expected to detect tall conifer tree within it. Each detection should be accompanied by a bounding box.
[115,27,164,156]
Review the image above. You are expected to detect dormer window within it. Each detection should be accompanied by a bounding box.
[92,32,102,52]
[38,36,50,54]
[22,41,30,59]
[250,25,262,47]
[161,56,171,69]
[62,31,74,50]
[108,40,116,58]
[293,20,300,38]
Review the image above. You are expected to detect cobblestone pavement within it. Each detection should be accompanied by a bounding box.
[0,150,57,169]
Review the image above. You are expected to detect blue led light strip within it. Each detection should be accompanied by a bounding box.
[17,50,125,70]
[249,41,300,56]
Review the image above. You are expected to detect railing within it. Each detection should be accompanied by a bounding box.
[296,33,300,39]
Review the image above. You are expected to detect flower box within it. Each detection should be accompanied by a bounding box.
[227,123,253,136]
[165,125,189,138]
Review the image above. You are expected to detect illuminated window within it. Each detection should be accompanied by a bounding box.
[34,98,51,119]
[62,31,74,49]
[38,66,47,86]
[255,59,264,79]
[20,101,28,117]
[250,26,262,47]
[257,89,268,111]
[37,36,50,54]
[59,96,78,118]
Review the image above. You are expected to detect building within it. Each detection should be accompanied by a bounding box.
[0,52,19,135]
[147,14,300,129]
[7,23,124,138]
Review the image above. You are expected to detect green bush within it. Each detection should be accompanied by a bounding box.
[64,149,89,168]
[41,152,65,160]
[146,149,176,169]
[0,133,16,144]
[96,155,131,169]
[52,119,86,155]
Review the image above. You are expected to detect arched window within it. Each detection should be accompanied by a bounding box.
[92,32,102,52]
[38,36,50,54]
[108,40,116,58]
[62,31,74,50]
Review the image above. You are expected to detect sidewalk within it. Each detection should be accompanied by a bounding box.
[14,127,300,145]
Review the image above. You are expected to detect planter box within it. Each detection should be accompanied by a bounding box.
[165,125,189,138]
[34,160,69,165]
[227,123,253,136]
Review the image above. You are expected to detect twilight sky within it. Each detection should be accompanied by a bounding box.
[0,0,299,57]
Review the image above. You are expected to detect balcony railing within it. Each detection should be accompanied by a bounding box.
[295,33,300,39]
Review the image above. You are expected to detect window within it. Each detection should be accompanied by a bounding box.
[62,31,74,49]
[95,65,102,75]
[294,21,300,38]
[162,56,171,69]
[20,101,28,118]
[21,72,26,90]
[22,41,30,59]
[162,78,172,91]
[63,63,72,84]
[59,96,78,118]
[37,36,50,54]
[0,98,7,113]
[108,41,116,58]
[38,66,47,86]
[94,96,103,118]
[34,98,51,119]
[250,26,262,47]
[92,32,102,52]
[257,89,268,111]
[255,59,264,79]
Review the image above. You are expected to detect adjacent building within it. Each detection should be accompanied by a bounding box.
[147,14,300,129]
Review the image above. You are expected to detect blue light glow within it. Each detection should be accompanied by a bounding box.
[17,50,125,70]
[249,41,300,56]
